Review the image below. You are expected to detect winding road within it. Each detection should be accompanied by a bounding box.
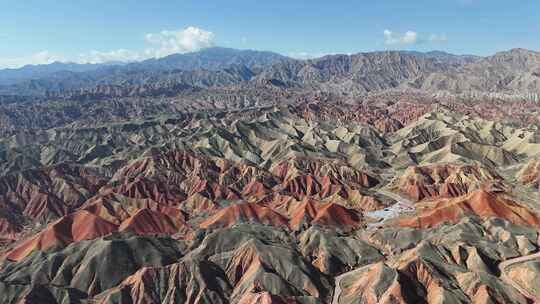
[331,252,540,304]
[378,188,540,303]
[376,189,415,207]
[332,190,415,303]
[331,272,347,304]
[365,189,415,227]
[499,251,540,303]
[358,189,540,304]
[332,265,371,304]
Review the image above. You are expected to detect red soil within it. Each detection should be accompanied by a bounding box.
[5,210,118,261]
[399,190,540,228]
[199,203,289,229]
[289,199,363,229]
[119,208,189,235]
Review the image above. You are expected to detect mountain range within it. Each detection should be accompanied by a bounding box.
[0,47,287,91]
[1,46,540,303]
[1,47,539,100]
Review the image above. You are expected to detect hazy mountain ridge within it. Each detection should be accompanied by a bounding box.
[254,51,450,94]
[0,47,288,94]
[0,62,115,86]
[129,46,289,71]
[2,47,540,99]
[412,48,540,94]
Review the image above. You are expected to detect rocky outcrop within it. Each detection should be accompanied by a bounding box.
[398,190,540,229]
[199,203,289,229]
[392,163,503,200]
[0,91,540,303]
[518,158,540,188]
[506,260,540,300]
[5,210,118,261]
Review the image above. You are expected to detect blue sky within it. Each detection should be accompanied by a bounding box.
[0,0,539,67]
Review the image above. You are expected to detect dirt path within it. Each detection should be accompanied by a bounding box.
[353,188,540,303]
[499,251,540,303]
[331,272,347,304]
[332,266,370,304]
[332,189,413,303]
[364,189,415,228]
[376,189,415,207]
[374,189,540,303]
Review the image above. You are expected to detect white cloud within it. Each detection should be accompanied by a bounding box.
[77,26,215,64]
[0,26,216,68]
[288,52,339,60]
[30,51,66,64]
[289,52,318,60]
[428,34,448,43]
[78,49,143,64]
[0,51,66,68]
[143,26,214,58]
[384,30,418,45]
[384,29,447,46]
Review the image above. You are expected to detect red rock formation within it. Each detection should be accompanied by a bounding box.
[289,199,319,229]
[519,159,540,188]
[104,150,282,217]
[82,193,187,224]
[199,203,289,229]
[0,164,107,224]
[106,176,185,206]
[393,163,502,201]
[339,262,408,304]
[5,210,118,261]
[294,97,432,134]
[313,202,363,227]
[98,260,232,304]
[0,213,22,241]
[119,208,189,235]
[373,117,404,134]
[272,158,379,190]
[398,190,540,228]
[289,199,363,230]
[279,174,323,197]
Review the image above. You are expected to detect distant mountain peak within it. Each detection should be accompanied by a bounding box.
[132,46,289,71]
[1,47,539,97]
[507,47,537,54]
